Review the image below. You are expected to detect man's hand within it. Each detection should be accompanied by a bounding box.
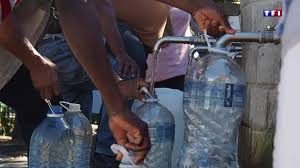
[118,78,150,100]
[29,57,59,99]
[192,1,235,37]
[116,54,140,78]
[156,0,235,37]
[109,110,151,164]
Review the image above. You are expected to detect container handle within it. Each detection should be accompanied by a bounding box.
[111,144,136,166]
[203,31,240,59]
[44,99,55,114]
[59,101,71,111]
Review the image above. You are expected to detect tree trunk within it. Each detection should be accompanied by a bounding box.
[239,0,282,167]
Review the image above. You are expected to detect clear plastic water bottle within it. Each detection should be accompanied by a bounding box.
[135,96,175,168]
[29,105,72,168]
[61,101,93,168]
[179,52,246,168]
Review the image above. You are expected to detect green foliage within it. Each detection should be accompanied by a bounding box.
[91,113,99,125]
[0,102,15,136]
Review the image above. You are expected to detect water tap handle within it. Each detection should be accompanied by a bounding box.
[265,25,278,31]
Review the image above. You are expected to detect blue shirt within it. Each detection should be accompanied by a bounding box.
[276,0,293,38]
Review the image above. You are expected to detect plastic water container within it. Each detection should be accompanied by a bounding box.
[179,52,246,167]
[61,101,93,168]
[133,91,175,168]
[29,106,72,168]
[131,88,184,168]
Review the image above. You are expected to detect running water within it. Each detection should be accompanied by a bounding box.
[149,50,159,95]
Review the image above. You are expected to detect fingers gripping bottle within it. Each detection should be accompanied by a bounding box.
[60,101,93,168]
[179,48,246,168]
[136,88,175,168]
[29,105,73,168]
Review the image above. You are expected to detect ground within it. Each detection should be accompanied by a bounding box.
[0,136,27,168]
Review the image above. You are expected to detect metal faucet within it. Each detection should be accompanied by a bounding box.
[149,30,280,95]
[215,31,280,48]
[153,30,280,53]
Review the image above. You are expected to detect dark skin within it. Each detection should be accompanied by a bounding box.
[2,0,234,164]
[0,15,59,100]
[155,0,236,36]
[95,0,140,78]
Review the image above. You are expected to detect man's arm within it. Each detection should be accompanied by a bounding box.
[0,15,59,99]
[55,0,150,163]
[154,0,209,14]
[94,0,140,78]
[56,0,126,117]
[155,0,235,36]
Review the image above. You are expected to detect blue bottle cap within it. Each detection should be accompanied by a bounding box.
[47,105,63,115]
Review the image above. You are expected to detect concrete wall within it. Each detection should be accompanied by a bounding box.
[239,0,282,167]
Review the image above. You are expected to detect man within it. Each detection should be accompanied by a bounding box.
[95,0,235,167]
[0,0,150,164]
[95,2,170,167]
[0,0,57,146]
[37,1,146,119]
[0,0,233,164]
[95,1,167,166]
[36,2,174,166]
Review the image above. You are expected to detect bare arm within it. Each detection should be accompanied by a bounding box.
[0,16,41,70]
[94,0,140,77]
[55,0,150,163]
[155,0,235,36]
[0,15,59,99]
[95,0,126,59]
[156,0,210,14]
[55,0,126,114]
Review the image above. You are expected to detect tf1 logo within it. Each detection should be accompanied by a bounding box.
[263,9,283,17]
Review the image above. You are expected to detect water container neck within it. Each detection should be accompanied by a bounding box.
[47,113,64,118]
[47,105,63,117]
[144,98,158,103]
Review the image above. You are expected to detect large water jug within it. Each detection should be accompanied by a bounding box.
[179,52,246,168]
[29,105,72,168]
[61,101,93,168]
[131,88,184,168]
[135,94,175,168]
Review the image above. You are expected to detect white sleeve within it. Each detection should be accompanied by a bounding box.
[273,42,300,168]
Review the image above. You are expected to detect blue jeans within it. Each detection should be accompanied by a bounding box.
[38,22,147,156]
[38,35,94,120]
[96,23,147,156]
